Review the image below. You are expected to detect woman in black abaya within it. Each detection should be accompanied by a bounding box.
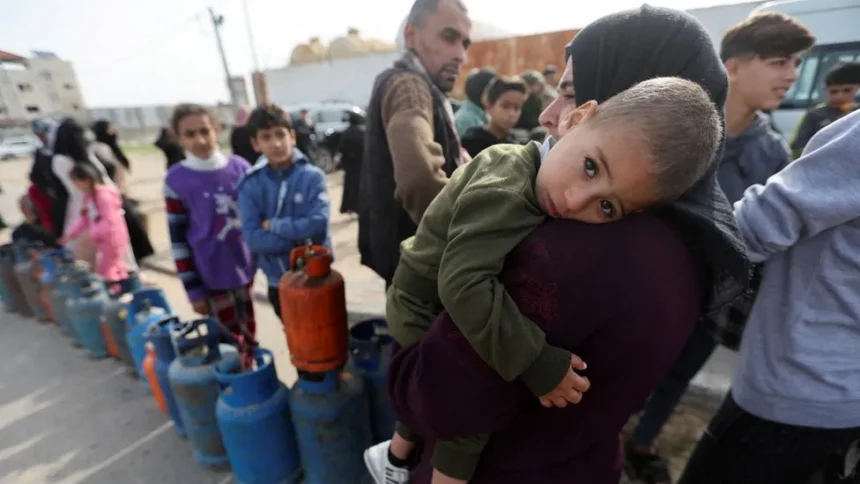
[90,120,154,261]
[92,120,131,192]
[337,111,365,215]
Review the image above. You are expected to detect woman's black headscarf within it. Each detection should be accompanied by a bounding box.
[54,118,92,164]
[92,120,131,170]
[154,128,186,170]
[568,4,750,301]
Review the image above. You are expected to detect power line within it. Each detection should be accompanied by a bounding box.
[90,11,207,72]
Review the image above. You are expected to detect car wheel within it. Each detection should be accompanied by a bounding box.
[311,147,334,173]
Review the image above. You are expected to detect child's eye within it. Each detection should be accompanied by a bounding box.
[584,157,598,178]
[600,200,616,218]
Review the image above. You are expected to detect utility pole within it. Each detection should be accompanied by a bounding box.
[242,0,261,72]
[209,7,237,106]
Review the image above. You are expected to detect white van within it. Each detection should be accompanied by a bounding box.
[753,0,860,136]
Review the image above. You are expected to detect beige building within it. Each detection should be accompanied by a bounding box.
[0,50,87,122]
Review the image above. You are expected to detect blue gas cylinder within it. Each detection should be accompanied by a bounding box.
[52,263,92,342]
[349,318,397,444]
[146,315,185,437]
[13,244,45,320]
[38,249,73,316]
[290,370,374,484]
[38,249,72,282]
[168,318,241,468]
[0,268,9,308]
[104,292,135,367]
[102,273,143,367]
[126,288,172,389]
[0,243,24,314]
[215,348,301,484]
[67,276,109,358]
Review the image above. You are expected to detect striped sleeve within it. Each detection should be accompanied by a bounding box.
[163,182,208,303]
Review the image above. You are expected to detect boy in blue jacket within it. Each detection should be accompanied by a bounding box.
[237,104,332,317]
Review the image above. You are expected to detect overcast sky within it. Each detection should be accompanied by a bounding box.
[2,0,746,107]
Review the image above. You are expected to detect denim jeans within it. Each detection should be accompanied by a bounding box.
[631,322,718,446]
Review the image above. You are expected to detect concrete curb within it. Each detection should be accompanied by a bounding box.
[142,259,728,412]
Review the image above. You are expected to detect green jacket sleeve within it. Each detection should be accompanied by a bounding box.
[437,187,572,397]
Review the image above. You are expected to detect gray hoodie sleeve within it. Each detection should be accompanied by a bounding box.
[734,110,860,263]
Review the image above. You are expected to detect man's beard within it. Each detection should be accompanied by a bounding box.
[431,63,460,93]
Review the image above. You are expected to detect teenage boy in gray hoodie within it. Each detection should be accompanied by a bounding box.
[678,108,860,484]
[624,12,814,483]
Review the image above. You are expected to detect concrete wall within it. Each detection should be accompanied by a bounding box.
[0,57,87,120]
[265,51,401,109]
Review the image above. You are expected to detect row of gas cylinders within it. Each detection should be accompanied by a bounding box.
[1,241,399,484]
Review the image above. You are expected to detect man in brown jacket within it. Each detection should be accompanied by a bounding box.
[359,0,472,287]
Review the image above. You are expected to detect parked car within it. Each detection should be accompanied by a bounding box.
[0,137,39,160]
[285,101,366,172]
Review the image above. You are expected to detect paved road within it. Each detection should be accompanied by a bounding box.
[0,270,255,484]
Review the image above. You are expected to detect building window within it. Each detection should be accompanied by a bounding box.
[64,83,74,90]
[26,105,40,113]
[18,83,33,92]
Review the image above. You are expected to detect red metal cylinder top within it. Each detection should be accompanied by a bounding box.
[305,253,330,279]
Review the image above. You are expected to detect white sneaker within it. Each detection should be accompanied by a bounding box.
[364,440,411,484]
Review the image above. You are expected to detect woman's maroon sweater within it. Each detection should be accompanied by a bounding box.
[388,213,706,483]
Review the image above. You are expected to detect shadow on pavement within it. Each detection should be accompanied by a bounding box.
[0,312,232,484]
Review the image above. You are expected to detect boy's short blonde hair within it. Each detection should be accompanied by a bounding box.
[591,76,722,201]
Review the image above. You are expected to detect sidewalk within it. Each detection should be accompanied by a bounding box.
[0,309,235,484]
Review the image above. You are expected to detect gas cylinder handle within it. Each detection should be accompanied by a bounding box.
[148,315,180,337]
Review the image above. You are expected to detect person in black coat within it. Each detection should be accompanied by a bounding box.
[154,128,185,170]
[293,109,315,158]
[460,76,527,158]
[229,105,261,164]
[13,195,60,248]
[337,111,365,214]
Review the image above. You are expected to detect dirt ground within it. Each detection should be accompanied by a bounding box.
[621,404,715,482]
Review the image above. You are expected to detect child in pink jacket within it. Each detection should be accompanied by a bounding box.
[59,163,131,282]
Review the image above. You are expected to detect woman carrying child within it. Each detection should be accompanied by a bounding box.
[380,5,750,483]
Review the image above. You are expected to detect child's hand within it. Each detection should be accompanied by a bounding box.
[57,237,67,246]
[191,300,210,316]
[538,354,590,408]
[262,220,271,231]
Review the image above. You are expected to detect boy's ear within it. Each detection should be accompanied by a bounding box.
[290,129,297,141]
[724,58,741,82]
[559,100,599,135]
[250,137,261,152]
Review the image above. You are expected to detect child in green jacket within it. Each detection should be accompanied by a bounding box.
[365,77,723,484]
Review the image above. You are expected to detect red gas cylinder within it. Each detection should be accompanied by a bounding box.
[278,243,348,374]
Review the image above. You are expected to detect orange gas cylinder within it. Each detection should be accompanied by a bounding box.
[31,256,53,323]
[278,243,348,374]
[39,286,57,324]
[101,320,119,359]
[143,343,168,414]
